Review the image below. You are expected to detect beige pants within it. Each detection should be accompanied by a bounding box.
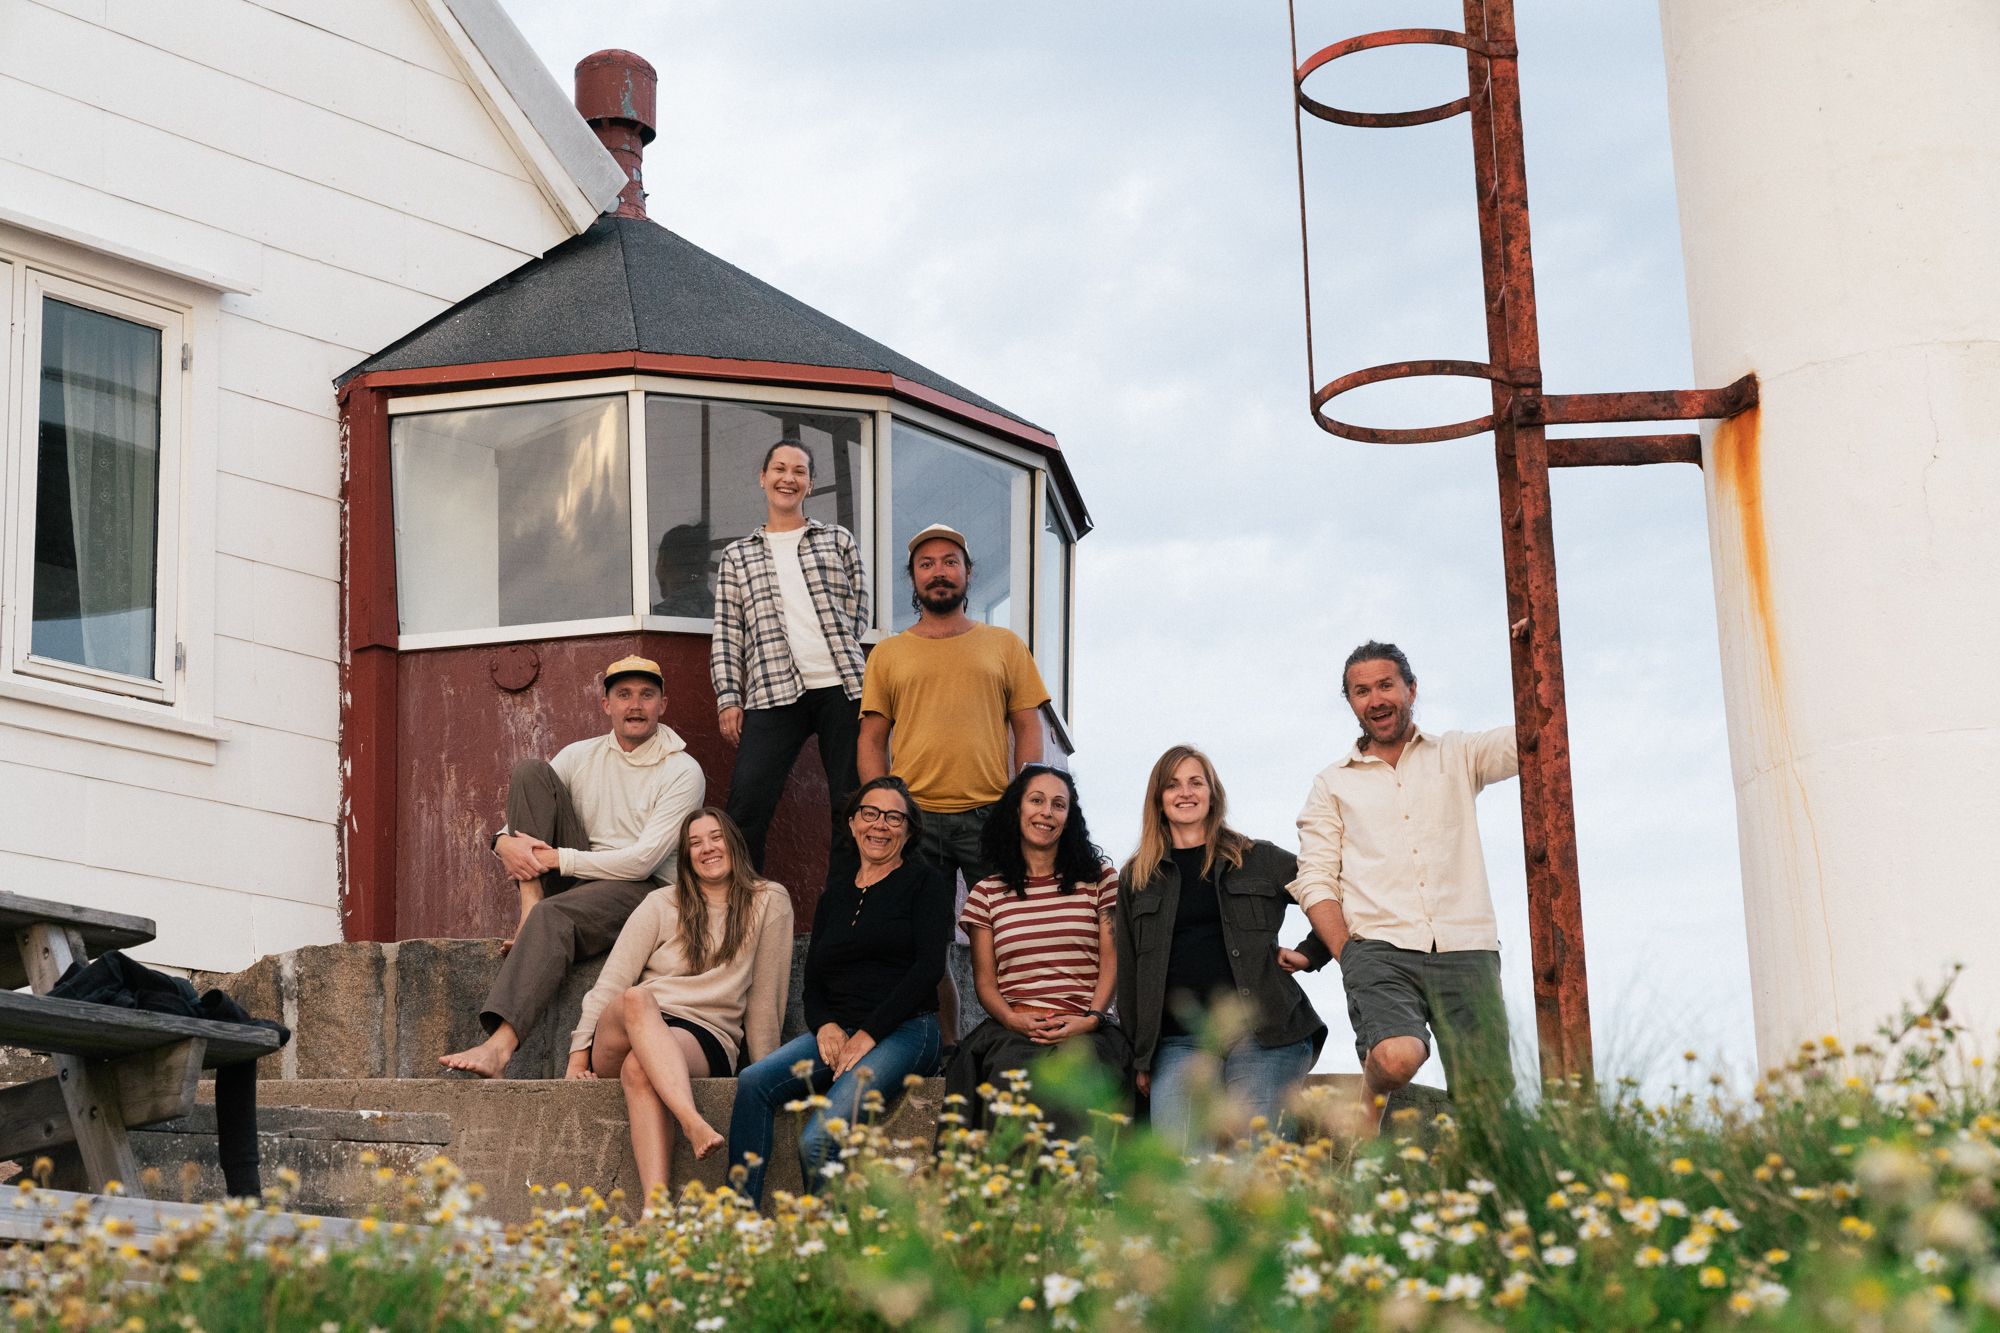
[479,760,653,1038]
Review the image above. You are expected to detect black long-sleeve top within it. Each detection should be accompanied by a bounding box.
[802,856,952,1041]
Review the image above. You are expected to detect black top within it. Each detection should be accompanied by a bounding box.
[802,856,952,1041]
[1160,846,1234,1036]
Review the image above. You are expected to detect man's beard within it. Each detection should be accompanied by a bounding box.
[918,584,967,615]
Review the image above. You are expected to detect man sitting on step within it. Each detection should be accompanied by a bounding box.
[441,655,706,1079]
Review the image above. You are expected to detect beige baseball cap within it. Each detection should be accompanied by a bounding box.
[602,655,664,692]
[906,523,969,557]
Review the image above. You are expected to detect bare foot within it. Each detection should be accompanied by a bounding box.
[439,1038,513,1079]
[683,1118,725,1160]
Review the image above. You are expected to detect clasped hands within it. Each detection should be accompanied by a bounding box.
[495,831,560,882]
[816,1023,878,1078]
[1006,1008,1099,1045]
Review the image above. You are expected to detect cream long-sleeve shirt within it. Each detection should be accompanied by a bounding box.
[570,882,794,1070]
[1287,726,1518,953]
[541,728,705,884]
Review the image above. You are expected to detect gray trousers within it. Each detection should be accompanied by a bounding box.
[479,760,652,1038]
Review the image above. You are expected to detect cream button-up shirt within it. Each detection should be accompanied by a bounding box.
[1287,726,1518,953]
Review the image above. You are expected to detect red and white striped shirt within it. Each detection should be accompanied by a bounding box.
[959,861,1118,1014]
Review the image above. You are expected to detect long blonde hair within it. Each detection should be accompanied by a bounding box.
[1122,745,1252,890]
[673,808,761,973]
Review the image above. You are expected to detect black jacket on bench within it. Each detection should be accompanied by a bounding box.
[49,950,289,1197]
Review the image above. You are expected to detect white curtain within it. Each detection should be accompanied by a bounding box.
[42,297,161,679]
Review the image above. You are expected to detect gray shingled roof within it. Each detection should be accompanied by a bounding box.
[338,217,1036,431]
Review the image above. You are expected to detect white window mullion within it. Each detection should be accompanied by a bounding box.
[627,388,650,620]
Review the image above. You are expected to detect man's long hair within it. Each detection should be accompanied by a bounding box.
[1121,745,1253,891]
[978,765,1106,899]
[672,808,763,974]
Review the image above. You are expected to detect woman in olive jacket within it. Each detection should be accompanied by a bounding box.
[1115,744,1329,1148]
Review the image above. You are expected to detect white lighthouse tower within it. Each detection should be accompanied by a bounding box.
[1658,2,2000,1065]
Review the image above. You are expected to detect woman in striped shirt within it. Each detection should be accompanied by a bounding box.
[945,764,1129,1138]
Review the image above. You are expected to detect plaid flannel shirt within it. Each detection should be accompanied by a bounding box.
[710,519,870,712]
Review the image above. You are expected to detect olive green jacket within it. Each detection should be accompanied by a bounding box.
[1113,839,1329,1074]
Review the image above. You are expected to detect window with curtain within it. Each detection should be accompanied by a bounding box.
[30,296,165,682]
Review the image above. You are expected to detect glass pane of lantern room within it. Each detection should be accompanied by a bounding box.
[643,396,864,617]
[889,422,1029,634]
[390,396,631,634]
[1036,484,1070,717]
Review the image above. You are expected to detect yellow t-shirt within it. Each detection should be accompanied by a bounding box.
[860,624,1051,813]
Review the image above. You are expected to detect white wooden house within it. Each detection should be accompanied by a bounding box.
[0,0,625,973]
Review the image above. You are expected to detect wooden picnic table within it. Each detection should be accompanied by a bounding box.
[0,892,280,1197]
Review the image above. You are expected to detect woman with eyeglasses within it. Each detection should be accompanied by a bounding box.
[1117,745,1329,1150]
[945,765,1127,1138]
[565,808,792,1204]
[726,775,950,1204]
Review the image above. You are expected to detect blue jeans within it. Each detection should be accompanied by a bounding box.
[727,1014,942,1205]
[1148,1034,1314,1151]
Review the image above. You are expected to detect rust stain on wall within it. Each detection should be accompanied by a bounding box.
[1711,405,1780,682]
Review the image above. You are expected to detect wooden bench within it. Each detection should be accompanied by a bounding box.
[0,892,280,1197]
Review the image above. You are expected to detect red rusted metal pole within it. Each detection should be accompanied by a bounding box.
[1462,0,1593,1083]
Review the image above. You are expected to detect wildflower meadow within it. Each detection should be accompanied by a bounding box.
[6,978,2000,1331]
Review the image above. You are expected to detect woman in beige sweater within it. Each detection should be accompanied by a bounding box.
[566,807,793,1201]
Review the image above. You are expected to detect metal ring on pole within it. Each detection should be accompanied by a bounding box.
[1295,29,1488,129]
[1308,359,1514,445]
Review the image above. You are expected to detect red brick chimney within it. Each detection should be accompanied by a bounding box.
[575,49,657,220]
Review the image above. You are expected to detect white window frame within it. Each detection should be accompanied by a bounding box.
[386,376,885,651]
[381,377,1082,737]
[1035,478,1078,737]
[884,411,1076,737]
[0,221,228,770]
[8,269,186,702]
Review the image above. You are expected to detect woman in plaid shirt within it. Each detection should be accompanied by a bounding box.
[709,441,870,871]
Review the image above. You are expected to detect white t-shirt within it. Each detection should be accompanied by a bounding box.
[764,526,843,690]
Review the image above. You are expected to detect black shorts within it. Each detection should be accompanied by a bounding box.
[662,1014,733,1078]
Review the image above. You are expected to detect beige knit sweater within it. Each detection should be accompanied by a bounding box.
[570,881,794,1071]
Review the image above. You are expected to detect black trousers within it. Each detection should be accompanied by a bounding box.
[724,686,861,872]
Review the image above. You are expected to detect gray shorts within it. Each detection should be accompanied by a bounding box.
[1339,939,1514,1103]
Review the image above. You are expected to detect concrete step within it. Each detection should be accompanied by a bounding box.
[250,1076,948,1223]
[35,1101,452,1215]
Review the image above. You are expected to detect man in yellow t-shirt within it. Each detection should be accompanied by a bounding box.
[859,523,1051,1039]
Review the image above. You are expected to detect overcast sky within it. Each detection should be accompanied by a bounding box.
[514,0,1756,1092]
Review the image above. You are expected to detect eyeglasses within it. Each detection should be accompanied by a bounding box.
[853,806,909,828]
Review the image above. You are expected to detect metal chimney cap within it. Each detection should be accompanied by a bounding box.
[575,49,658,145]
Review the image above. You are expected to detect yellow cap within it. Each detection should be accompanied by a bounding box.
[602,655,664,693]
[906,522,969,557]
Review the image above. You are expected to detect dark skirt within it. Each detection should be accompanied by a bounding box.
[944,1014,1132,1140]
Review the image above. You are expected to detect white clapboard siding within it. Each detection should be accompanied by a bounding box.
[4,8,562,249]
[211,640,342,745]
[105,0,534,177]
[0,78,553,302]
[0,0,608,969]
[217,392,341,499]
[254,0,465,78]
[214,468,342,575]
[0,724,340,828]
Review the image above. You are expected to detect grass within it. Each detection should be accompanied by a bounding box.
[5,975,1999,1330]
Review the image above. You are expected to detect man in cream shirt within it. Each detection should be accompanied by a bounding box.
[1287,640,1518,1125]
[441,655,705,1078]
